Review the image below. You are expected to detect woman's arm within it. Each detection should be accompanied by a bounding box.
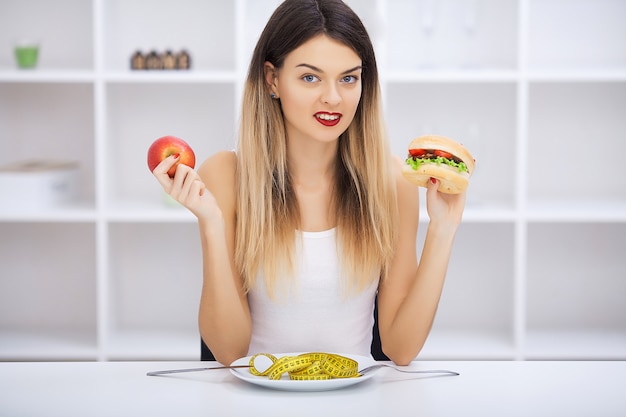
[377,156,466,365]
[196,151,251,365]
[153,151,251,365]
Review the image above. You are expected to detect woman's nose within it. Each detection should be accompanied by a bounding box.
[321,83,342,106]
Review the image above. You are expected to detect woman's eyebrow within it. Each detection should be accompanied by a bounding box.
[296,63,363,74]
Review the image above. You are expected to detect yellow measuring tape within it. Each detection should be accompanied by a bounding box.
[248,352,360,380]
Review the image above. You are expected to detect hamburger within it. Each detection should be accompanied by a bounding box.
[402,134,475,194]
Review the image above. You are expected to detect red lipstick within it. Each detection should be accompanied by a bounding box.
[314,112,342,127]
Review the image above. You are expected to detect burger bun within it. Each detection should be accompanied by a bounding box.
[402,135,475,194]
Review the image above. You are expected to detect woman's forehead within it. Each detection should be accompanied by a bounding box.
[283,35,362,73]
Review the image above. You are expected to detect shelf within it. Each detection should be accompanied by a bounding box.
[527,0,626,71]
[0,329,98,361]
[386,82,517,209]
[0,225,98,341]
[0,0,93,71]
[0,70,241,84]
[0,203,97,222]
[105,82,236,206]
[384,0,518,72]
[107,224,203,356]
[103,70,238,84]
[1,0,624,362]
[420,201,626,224]
[0,69,96,83]
[526,69,626,82]
[383,69,519,83]
[526,223,626,355]
[107,202,197,223]
[420,329,515,360]
[102,0,236,72]
[524,330,626,360]
[424,223,516,359]
[455,204,517,223]
[0,198,524,225]
[105,330,201,361]
[105,200,196,223]
[6,66,620,84]
[0,82,96,208]
[527,82,626,204]
[526,201,626,223]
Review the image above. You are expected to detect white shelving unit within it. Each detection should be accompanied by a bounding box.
[1,0,625,361]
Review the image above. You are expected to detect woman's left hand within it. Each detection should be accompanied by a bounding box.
[425,177,466,227]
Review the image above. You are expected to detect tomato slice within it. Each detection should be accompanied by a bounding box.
[433,149,453,159]
[409,148,427,157]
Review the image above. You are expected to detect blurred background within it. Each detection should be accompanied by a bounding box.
[0,0,624,361]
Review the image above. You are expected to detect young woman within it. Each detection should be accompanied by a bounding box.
[152,0,466,366]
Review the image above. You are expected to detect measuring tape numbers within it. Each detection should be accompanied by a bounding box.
[248,352,360,381]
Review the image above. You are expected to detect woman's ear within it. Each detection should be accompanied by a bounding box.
[264,62,278,96]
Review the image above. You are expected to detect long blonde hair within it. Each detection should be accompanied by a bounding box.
[235,0,398,296]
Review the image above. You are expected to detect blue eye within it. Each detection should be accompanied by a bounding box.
[341,75,358,84]
[303,74,319,83]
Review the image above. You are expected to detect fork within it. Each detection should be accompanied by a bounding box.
[356,363,459,376]
[147,363,459,377]
[147,365,251,376]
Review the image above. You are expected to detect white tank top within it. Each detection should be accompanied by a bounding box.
[247,228,379,357]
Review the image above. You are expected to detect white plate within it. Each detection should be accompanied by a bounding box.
[229,352,379,391]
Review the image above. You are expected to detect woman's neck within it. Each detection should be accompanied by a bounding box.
[287,138,339,232]
[287,139,338,187]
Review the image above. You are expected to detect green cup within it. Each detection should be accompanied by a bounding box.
[14,43,39,69]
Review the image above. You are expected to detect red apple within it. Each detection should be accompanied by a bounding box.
[147,135,196,177]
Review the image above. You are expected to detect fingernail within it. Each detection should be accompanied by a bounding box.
[173,153,180,159]
[430,177,437,184]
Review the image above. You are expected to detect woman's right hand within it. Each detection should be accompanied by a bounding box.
[152,154,222,222]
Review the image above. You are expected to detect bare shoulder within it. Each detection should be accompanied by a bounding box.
[197,150,237,214]
[198,150,237,180]
[391,154,415,195]
[391,154,404,175]
[391,154,419,217]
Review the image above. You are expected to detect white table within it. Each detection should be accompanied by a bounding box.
[1,361,625,417]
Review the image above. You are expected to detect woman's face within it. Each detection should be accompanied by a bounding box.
[266,34,362,146]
